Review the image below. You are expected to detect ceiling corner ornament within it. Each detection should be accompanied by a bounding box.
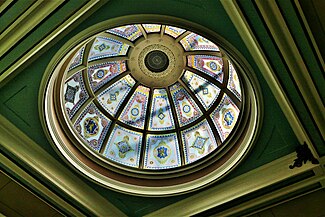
[289,142,319,169]
[40,15,262,196]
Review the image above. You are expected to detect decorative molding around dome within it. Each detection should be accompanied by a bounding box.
[40,16,262,196]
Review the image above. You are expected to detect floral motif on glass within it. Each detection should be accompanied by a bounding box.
[68,45,85,70]
[142,24,161,33]
[144,133,181,169]
[103,125,142,167]
[64,71,89,119]
[97,75,135,117]
[210,94,240,142]
[170,83,203,127]
[106,25,142,41]
[88,37,129,61]
[182,70,221,110]
[187,55,224,83]
[227,61,242,100]
[164,25,186,38]
[180,33,219,51]
[87,61,127,92]
[119,85,150,129]
[148,89,175,131]
[74,103,111,151]
[181,119,217,164]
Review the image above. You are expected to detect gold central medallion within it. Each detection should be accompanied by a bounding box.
[128,34,185,87]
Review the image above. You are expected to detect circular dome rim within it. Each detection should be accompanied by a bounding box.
[39,15,263,196]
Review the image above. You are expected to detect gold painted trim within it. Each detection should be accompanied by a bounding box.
[0,0,14,14]
[217,174,324,217]
[0,0,65,57]
[293,0,325,70]
[255,0,325,141]
[0,0,106,88]
[220,0,319,157]
[0,114,126,217]
[146,153,320,216]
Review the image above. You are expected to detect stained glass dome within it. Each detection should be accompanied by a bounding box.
[62,24,242,170]
[42,17,260,196]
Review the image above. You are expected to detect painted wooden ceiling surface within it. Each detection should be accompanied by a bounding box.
[0,0,323,216]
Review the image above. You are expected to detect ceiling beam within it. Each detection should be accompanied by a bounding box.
[255,0,325,141]
[220,0,319,158]
[0,114,126,217]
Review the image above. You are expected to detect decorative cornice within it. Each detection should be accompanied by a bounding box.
[146,153,320,216]
[0,0,106,88]
[0,114,126,217]
[290,142,319,169]
[220,0,319,158]
[0,0,65,58]
[255,0,325,141]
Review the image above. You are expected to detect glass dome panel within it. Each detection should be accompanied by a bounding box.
[106,24,143,41]
[58,23,244,171]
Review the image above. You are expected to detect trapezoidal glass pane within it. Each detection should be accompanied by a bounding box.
[210,94,240,142]
[169,82,203,127]
[181,119,218,164]
[119,85,150,129]
[88,37,129,61]
[182,70,221,110]
[144,133,181,169]
[180,33,219,51]
[148,89,175,131]
[103,124,142,168]
[106,25,143,41]
[227,61,242,101]
[187,55,224,83]
[68,45,85,71]
[142,24,161,33]
[74,102,111,152]
[97,75,136,117]
[64,70,89,119]
[87,61,127,92]
[164,25,186,38]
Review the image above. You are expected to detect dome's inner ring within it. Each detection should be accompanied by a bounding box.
[144,50,169,72]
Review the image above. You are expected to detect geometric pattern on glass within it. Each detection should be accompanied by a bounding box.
[227,61,242,101]
[87,61,127,92]
[210,94,240,142]
[64,71,89,119]
[180,33,219,51]
[164,25,186,38]
[181,119,218,164]
[119,85,150,129]
[148,89,175,131]
[103,125,142,168]
[182,70,221,110]
[106,25,143,41]
[74,102,111,152]
[97,75,136,117]
[144,133,181,169]
[142,24,161,33]
[68,45,85,71]
[88,37,129,61]
[170,83,203,127]
[187,55,224,83]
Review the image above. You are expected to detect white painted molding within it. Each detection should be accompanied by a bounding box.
[0,115,126,217]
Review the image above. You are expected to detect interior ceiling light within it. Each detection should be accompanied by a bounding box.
[41,17,261,196]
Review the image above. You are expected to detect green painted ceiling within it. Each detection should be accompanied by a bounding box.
[0,0,323,216]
